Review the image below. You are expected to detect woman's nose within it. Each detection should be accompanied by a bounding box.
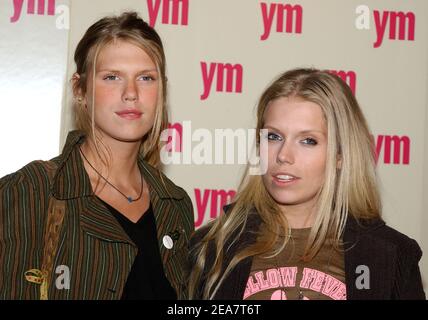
[123,80,138,102]
[276,142,294,164]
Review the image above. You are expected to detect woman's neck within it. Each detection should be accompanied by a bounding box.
[80,136,142,186]
[280,202,317,229]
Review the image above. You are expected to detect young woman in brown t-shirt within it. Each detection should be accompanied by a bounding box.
[188,68,425,300]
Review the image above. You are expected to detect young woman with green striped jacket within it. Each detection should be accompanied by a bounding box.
[0,12,194,300]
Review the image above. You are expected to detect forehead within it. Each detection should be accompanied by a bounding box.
[96,39,155,69]
[264,97,326,131]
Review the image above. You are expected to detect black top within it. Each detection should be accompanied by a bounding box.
[99,198,177,300]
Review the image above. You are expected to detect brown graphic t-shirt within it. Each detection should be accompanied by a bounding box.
[244,228,346,300]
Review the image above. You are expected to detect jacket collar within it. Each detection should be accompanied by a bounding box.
[344,214,385,235]
[51,130,92,199]
[50,130,186,247]
[51,130,185,201]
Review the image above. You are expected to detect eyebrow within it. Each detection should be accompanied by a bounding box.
[97,68,158,73]
[263,125,326,136]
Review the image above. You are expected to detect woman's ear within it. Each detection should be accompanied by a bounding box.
[72,73,86,106]
[336,154,342,170]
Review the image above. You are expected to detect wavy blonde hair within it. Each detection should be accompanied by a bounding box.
[72,11,167,168]
[188,68,382,299]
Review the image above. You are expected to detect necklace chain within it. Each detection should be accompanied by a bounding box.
[79,146,144,203]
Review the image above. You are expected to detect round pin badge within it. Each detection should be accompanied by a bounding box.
[163,235,174,249]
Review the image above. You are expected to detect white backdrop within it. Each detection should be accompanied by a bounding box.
[0,0,69,178]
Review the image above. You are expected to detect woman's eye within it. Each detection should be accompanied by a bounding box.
[267,132,282,141]
[103,75,119,81]
[302,138,317,145]
[139,75,155,81]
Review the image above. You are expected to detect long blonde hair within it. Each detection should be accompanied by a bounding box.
[188,68,381,299]
[72,11,167,168]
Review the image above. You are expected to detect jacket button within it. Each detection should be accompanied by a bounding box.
[163,235,174,249]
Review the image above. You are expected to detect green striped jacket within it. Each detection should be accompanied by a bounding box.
[0,130,194,299]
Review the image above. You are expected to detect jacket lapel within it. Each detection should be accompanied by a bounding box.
[51,130,190,282]
[139,160,191,297]
[343,216,392,300]
[51,130,134,244]
[215,210,261,299]
[139,160,187,265]
[79,197,134,244]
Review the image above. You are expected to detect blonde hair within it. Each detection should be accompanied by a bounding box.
[188,68,382,299]
[72,11,167,168]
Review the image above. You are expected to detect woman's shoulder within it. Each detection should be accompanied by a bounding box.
[190,221,214,245]
[141,161,195,237]
[0,160,54,192]
[348,216,422,258]
[0,161,57,217]
[377,223,422,258]
[189,203,241,248]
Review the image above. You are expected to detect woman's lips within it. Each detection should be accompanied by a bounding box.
[272,173,300,186]
[115,109,143,120]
